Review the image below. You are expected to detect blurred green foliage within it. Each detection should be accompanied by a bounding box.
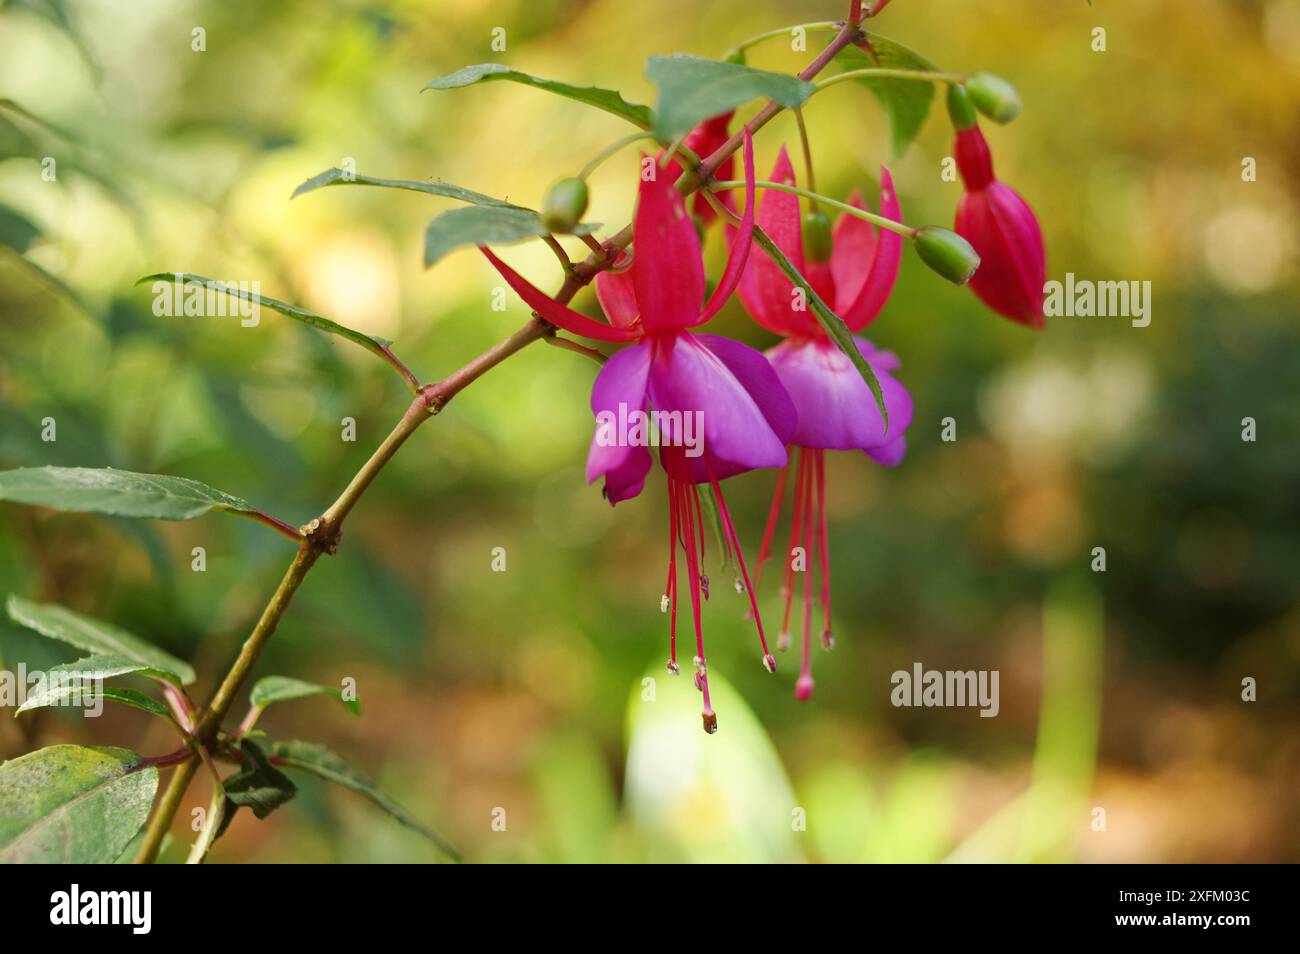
[0,0,1296,862]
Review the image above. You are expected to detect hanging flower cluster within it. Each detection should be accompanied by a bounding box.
[484,66,1044,733]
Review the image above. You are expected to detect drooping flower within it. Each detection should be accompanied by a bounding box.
[481,131,796,733]
[735,146,914,701]
[949,85,1046,328]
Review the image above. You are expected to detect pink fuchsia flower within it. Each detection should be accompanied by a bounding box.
[949,85,1046,329]
[734,146,913,701]
[480,131,796,734]
[737,146,902,337]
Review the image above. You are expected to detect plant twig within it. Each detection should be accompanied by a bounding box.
[132,17,867,865]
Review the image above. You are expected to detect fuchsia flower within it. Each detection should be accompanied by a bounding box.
[950,89,1046,329]
[736,146,914,701]
[481,131,797,734]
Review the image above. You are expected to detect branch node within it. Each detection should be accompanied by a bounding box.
[299,517,341,555]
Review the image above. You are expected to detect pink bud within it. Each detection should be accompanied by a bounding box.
[953,126,1047,329]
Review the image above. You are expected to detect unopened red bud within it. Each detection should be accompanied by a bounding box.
[540,176,589,233]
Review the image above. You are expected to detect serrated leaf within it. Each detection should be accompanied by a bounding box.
[0,465,254,522]
[250,675,360,716]
[424,64,651,129]
[752,227,888,428]
[424,205,599,267]
[291,167,523,208]
[269,740,458,860]
[134,272,405,376]
[16,683,172,721]
[215,739,295,840]
[647,54,815,140]
[0,745,158,864]
[5,594,196,685]
[835,35,940,158]
[46,652,184,687]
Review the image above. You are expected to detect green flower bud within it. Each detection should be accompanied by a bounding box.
[913,227,980,285]
[946,84,978,131]
[965,72,1022,125]
[540,177,589,233]
[802,208,834,263]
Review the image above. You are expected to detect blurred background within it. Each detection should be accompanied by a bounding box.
[1,0,1297,863]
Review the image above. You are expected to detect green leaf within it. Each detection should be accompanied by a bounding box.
[134,272,403,373]
[424,205,599,267]
[646,54,815,140]
[0,745,158,863]
[291,167,523,208]
[269,740,458,860]
[423,64,651,129]
[45,652,184,687]
[752,227,888,428]
[250,675,360,716]
[5,594,197,685]
[186,786,224,864]
[835,35,940,158]
[0,465,255,522]
[624,668,802,862]
[216,739,296,840]
[16,683,172,721]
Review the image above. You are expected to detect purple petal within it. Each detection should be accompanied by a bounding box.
[766,336,913,452]
[586,342,654,504]
[693,333,796,445]
[646,332,790,483]
[866,435,907,468]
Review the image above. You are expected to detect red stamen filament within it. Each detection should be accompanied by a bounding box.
[797,450,816,702]
[708,468,777,672]
[754,461,789,592]
[780,448,811,649]
[815,449,833,649]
